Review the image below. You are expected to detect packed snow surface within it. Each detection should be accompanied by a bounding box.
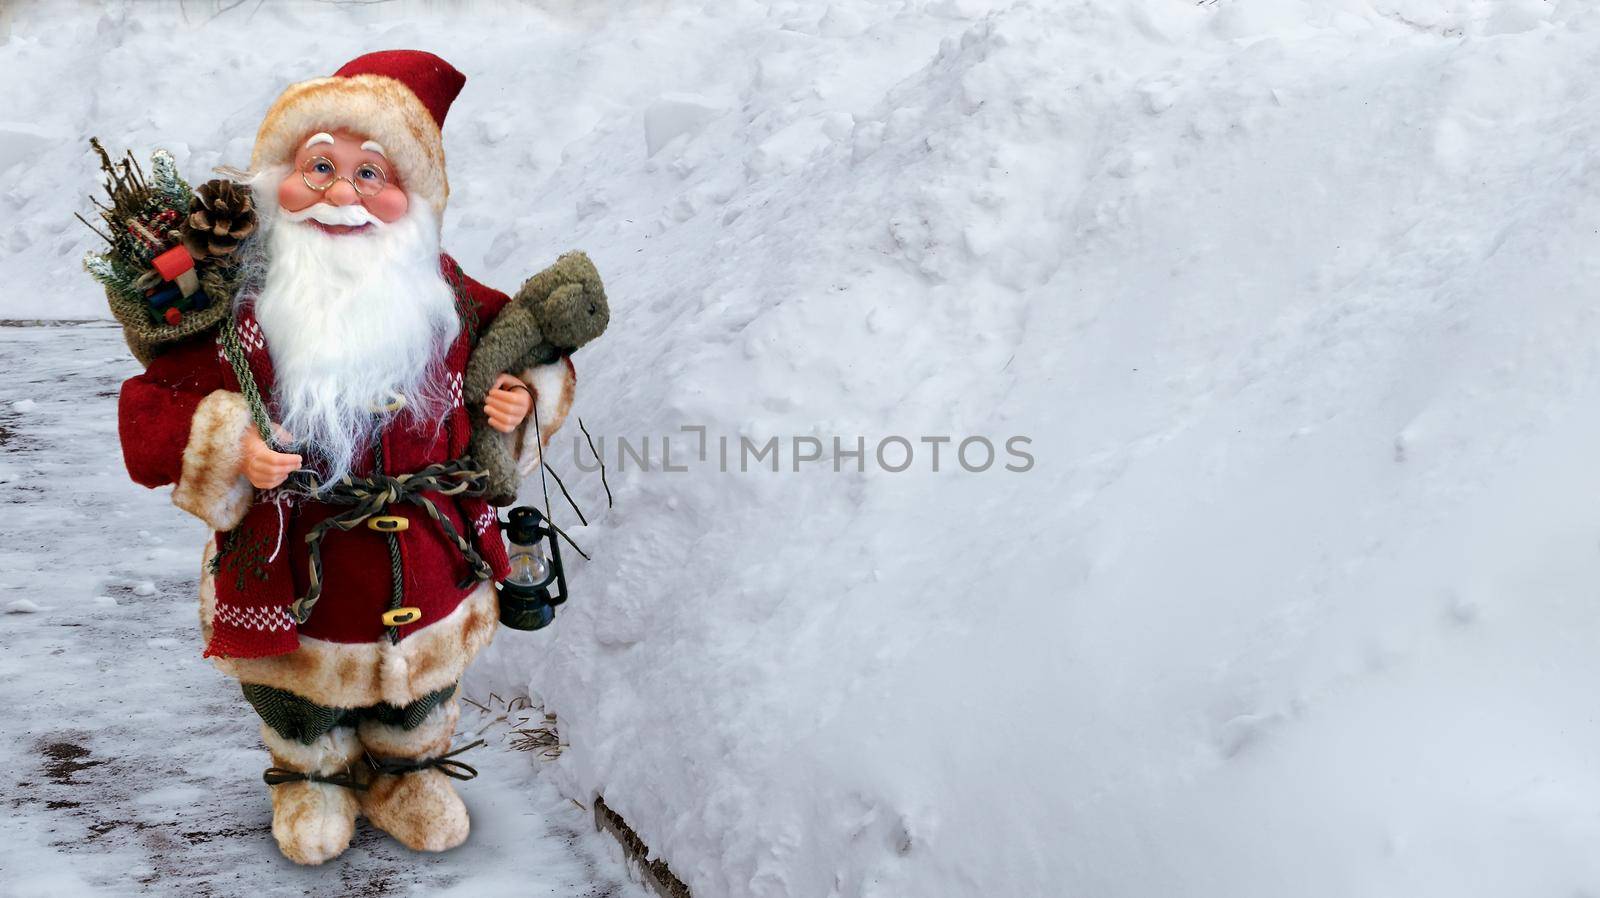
[5,1,1600,896]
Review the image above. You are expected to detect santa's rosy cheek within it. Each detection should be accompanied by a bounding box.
[363,186,409,223]
[277,175,320,213]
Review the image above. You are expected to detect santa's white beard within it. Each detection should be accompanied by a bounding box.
[243,188,460,485]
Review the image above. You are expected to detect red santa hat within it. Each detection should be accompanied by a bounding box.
[250,50,465,214]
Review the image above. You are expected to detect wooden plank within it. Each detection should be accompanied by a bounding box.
[593,796,693,898]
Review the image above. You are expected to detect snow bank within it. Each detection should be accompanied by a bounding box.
[9,0,1600,895]
[501,3,1600,896]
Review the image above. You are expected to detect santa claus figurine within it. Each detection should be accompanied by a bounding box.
[116,51,594,864]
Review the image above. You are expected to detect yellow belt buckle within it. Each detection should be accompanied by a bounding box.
[382,607,422,627]
[368,516,409,533]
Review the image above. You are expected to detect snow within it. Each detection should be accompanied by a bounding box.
[6,0,1600,896]
[643,95,726,159]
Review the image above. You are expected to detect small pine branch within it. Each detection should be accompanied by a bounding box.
[149,149,192,209]
[82,253,117,283]
[82,252,144,300]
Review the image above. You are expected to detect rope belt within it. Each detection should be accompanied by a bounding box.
[263,740,486,789]
[284,460,493,625]
[365,739,486,781]
[262,767,368,790]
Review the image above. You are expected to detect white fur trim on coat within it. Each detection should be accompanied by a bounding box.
[513,356,576,476]
[172,390,255,532]
[199,541,498,709]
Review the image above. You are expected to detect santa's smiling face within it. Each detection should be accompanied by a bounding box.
[246,127,460,485]
[277,128,410,229]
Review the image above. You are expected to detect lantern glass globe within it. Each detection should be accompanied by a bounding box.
[507,546,552,588]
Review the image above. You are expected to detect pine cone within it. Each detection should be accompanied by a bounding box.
[181,180,257,259]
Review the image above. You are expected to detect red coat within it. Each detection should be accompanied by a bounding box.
[119,255,513,659]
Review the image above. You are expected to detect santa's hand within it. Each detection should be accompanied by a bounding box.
[241,425,302,490]
[485,373,533,433]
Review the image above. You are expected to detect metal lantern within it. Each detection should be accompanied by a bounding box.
[498,506,567,631]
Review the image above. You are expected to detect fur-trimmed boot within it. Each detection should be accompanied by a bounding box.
[357,698,474,852]
[260,724,365,865]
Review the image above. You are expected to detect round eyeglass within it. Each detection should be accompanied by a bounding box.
[299,155,389,197]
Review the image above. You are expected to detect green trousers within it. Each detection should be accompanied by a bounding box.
[242,682,457,746]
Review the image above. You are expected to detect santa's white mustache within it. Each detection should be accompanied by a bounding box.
[280,202,382,228]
